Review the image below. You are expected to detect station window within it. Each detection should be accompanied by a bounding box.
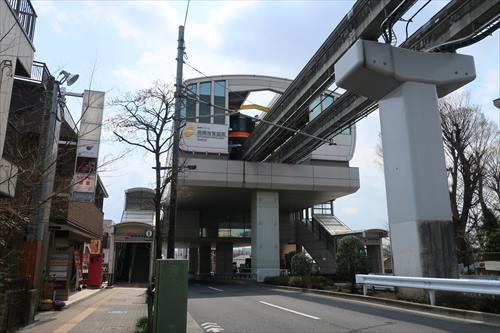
[313,201,333,215]
[214,80,226,125]
[186,84,197,122]
[199,82,211,123]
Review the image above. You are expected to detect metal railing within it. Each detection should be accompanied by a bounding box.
[301,216,338,255]
[30,60,50,82]
[6,0,37,42]
[356,274,500,305]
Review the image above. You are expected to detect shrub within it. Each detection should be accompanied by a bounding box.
[336,236,368,292]
[289,276,306,288]
[135,317,148,333]
[285,251,298,270]
[263,276,289,286]
[436,292,500,314]
[290,253,312,277]
[311,276,330,289]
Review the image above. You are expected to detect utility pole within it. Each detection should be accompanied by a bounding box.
[35,77,61,301]
[166,25,184,258]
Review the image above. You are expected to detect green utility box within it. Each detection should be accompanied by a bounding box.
[153,259,188,333]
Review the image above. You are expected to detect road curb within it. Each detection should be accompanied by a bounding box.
[187,312,203,333]
[64,287,107,309]
[262,284,500,326]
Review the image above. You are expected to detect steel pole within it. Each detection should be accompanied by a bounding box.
[166,26,184,259]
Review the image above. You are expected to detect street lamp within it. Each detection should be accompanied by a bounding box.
[58,70,79,86]
[493,98,500,109]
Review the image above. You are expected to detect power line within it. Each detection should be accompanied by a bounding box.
[183,59,265,110]
[404,0,432,40]
[183,0,191,28]
[183,59,341,126]
[181,90,335,146]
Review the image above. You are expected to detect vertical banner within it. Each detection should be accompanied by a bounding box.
[72,90,105,202]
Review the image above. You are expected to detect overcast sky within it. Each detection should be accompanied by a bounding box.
[32,1,499,231]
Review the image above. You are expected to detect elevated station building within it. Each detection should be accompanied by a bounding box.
[170,75,385,281]
[113,188,155,284]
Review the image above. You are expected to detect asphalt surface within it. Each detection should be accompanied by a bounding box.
[188,281,499,333]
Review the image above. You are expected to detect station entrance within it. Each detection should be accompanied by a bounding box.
[113,222,154,284]
[114,242,151,283]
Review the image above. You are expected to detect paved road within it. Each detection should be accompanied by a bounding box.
[188,281,499,333]
[18,287,147,333]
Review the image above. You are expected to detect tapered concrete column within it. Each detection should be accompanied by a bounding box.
[215,242,233,275]
[335,40,475,279]
[251,191,280,282]
[188,248,198,274]
[198,245,211,275]
[379,82,457,277]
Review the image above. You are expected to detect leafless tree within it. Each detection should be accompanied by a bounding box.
[111,81,178,260]
[439,93,497,266]
[375,93,498,267]
[111,82,178,330]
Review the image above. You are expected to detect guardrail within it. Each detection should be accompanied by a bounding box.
[356,274,500,305]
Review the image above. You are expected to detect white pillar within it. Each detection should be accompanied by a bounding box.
[379,82,457,277]
[335,40,474,279]
[251,191,280,282]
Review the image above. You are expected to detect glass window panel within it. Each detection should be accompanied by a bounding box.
[199,82,211,123]
[231,228,246,238]
[218,228,231,238]
[214,80,225,97]
[186,84,196,122]
[214,81,226,125]
[125,191,154,210]
[309,96,321,120]
[322,95,334,110]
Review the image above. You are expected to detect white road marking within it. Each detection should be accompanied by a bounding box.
[258,301,320,320]
[208,286,224,292]
[201,322,224,332]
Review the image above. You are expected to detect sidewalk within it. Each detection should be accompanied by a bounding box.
[65,287,104,307]
[18,287,147,333]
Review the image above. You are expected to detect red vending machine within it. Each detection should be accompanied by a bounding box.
[87,254,103,288]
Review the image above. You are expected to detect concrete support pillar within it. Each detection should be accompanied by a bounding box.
[366,245,383,273]
[379,82,457,278]
[188,247,198,275]
[198,245,211,275]
[215,242,233,276]
[335,40,474,280]
[251,191,280,282]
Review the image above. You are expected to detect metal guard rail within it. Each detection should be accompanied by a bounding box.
[356,274,500,305]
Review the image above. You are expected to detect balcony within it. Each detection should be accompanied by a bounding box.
[67,200,104,239]
[51,196,104,240]
[6,0,37,42]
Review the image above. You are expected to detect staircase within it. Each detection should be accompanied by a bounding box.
[296,215,352,275]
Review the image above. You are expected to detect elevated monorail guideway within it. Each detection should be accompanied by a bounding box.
[241,0,417,161]
[264,0,500,164]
